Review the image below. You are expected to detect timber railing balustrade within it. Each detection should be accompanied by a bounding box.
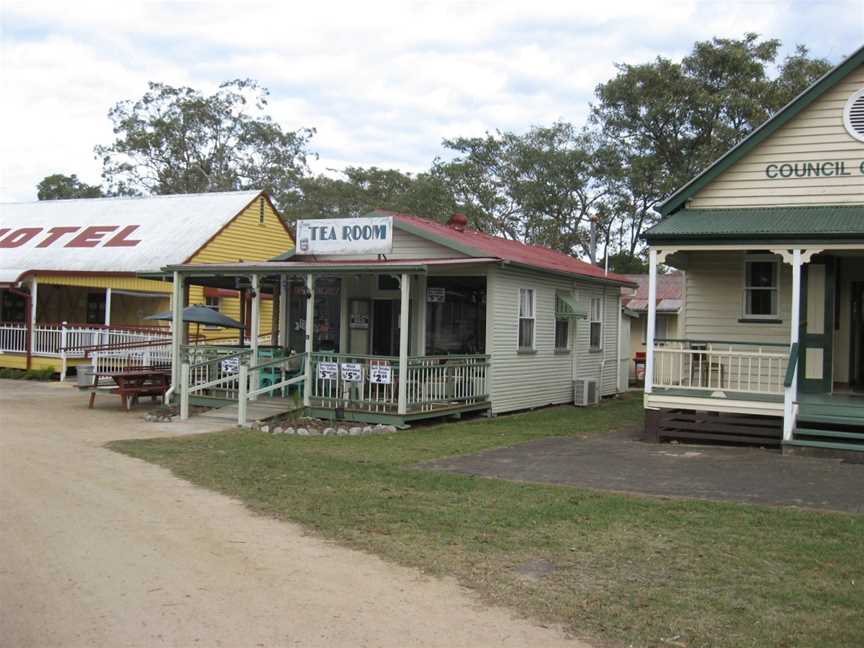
[652,338,790,396]
[310,352,490,414]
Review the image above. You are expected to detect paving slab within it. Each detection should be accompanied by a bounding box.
[420,430,864,514]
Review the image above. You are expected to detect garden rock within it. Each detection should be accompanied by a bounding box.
[323,427,336,436]
[296,427,309,436]
[272,426,284,435]
[337,428,348,436]
[260,425,270,434]
[284,427,295,435]
[349,426,362,436]
[363,426,373,435]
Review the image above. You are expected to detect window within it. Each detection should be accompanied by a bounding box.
[518,288,535,350]
[744,257,779,318]
[589,297,602,350]
[554,295,569,350]
[86,292,106,324]
[642,314,667,344]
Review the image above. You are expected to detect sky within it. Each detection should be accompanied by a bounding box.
[0,0,862,202]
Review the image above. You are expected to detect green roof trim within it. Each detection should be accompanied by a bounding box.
[645,206,864,243]
[658,44,864,216]
[556,292,587,319]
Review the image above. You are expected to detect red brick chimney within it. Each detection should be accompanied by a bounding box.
[446,212,468,232]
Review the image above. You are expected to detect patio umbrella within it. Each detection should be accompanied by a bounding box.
[145,304,245,343]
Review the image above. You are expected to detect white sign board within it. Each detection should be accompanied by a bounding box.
[369,364,392,385]
[340,362,364,383]
[295,216,393,256]
[318,361,338,380]
[426,287,446,303]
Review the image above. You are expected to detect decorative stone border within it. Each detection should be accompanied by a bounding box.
[251,421,398,437]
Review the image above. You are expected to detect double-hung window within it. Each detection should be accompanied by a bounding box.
[554,295,570,350]
[589,297,603,351]
[518,288,535,350]
[744,257,779,318]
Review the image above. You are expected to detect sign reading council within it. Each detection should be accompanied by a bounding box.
[295,216,393,256]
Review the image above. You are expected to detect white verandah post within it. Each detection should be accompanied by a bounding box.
[644,248,658,394]
[784,249,803,441]
[168,271,184,403]
[249,274,261,400]
[278,274,288,348]
[397,272,410,415]
[28,276,38,358]
[303,274,315,408]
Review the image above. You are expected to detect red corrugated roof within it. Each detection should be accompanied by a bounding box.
[621,272,684,306]
[384,211,633,285]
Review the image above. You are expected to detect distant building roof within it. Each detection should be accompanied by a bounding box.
[622,272,683,313]
[0,190,268,284]
[387,211,634,286]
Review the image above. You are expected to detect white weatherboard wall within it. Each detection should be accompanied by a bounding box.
[489,265,620,413]
[689,64,864,209]
[682,252,792,344]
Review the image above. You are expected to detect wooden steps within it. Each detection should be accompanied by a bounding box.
[790,401,864,454]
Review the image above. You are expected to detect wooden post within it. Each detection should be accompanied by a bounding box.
[27,276,37,368]
[278,274,288,348]
[415,274,427,356]
[59,321,68,381]
[250,274,261,401]
[303,274,315,408]
[168,271,184,402]
[238,362,248,426]
[180,361,190,420]
[398,272,410,415]
[645,249,658,394]
[784,249,803,441]
[238,288,247,346]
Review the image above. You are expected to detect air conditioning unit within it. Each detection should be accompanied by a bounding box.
[573,379,599,407]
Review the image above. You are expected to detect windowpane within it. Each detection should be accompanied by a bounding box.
[747,261,776,288]
[590,322,601,349]
[744,259,779,317]
[519,289,534,318]
[555,319,568,349]
[519,319,534,348]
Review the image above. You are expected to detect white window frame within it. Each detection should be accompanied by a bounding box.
[742,255,781,320]
[589,296,603,351]
[518,288,536,351]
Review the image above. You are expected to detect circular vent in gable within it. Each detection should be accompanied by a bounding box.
[843,88,864,142]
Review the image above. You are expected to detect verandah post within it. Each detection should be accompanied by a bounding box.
[278,274,288,348]
[784,249,803,441]
[398,272,410,415]
[59,321,68,381]
[250,274,261,401]
[645,248,658,394]
[303,273,315,408]
[180,360,190,420]
[168,270,184,402]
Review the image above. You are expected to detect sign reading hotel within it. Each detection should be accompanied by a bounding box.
[764,160,864,179]
[295,216,393,256]
[0,225,143,248]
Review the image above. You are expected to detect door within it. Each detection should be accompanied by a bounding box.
[851,282,864,391]
[799,257,835,394]
[372,300,398,356]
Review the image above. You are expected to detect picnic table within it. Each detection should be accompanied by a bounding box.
[87,368,171,410]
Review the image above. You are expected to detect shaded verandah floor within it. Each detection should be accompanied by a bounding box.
[419,428,864,513]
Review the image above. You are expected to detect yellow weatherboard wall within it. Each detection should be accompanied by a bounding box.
[188,195,294,338]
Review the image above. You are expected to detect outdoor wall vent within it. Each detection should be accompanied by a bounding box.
[843,88,864,143]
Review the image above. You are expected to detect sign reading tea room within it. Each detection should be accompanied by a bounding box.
[296,216,393,256]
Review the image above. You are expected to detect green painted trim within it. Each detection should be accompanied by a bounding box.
[189,395,238,407]
[658,337,789,347]
[658,44,864,216]
[646,236,864,246]
[501,260,636,287]
[783,342,799,388]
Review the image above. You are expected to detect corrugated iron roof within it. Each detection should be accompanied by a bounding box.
[386,211,634,286]
[621,272,684,312]
[0,190,263,284]
[645,206,864,242]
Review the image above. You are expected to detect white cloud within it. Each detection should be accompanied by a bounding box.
[1,0,861,201]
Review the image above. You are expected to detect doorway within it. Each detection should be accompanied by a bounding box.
[799,256,835,394]
[851,282,864,392]
[372,299,399,356]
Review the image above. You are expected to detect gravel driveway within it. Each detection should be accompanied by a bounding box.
[0,380,580,648]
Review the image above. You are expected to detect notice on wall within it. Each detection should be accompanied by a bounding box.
[426,287,446,303]
[318,361,338,380]
[220,357,240,375]
[295,216,393,256]
[369,362,392,385]
[340,362,364,383]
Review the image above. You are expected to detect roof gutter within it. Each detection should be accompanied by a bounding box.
[500,260,638,288]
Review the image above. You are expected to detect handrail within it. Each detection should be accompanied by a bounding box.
[783,342,799,388]
[656,338,789,348]
[186,347,253,371]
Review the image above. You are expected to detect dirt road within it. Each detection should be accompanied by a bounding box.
[0,380,580,647]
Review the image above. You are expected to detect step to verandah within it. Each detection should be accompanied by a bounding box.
[796,412,864,427]
[784,438,864,453]
[793,427,864,442]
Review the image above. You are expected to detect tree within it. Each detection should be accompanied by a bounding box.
[433,122,615,257]
[36,173,104,200]
[286,166,460,222]
[95,79,315,209]
[591,34,832,261]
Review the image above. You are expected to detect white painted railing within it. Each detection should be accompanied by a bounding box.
[236,353,306,425]
[652,339,789,396]
[91,345,172,374]
[310,353,490,414]
[0,321,172,357]
[182,346,254,403]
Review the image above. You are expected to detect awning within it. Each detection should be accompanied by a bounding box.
[556,293,587,319]
[645,206,864,244]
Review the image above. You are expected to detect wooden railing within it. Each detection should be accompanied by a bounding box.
[0,321,172,358]
[652,339,789,396]
[181,346,254,403]
[309,352,490,414]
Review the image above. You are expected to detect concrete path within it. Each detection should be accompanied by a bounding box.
[421,430,864,514]
[0,380,580,648]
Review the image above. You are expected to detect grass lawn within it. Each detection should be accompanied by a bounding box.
[110,394,864,648]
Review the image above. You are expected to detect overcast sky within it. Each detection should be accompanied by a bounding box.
[1,1,862,202]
